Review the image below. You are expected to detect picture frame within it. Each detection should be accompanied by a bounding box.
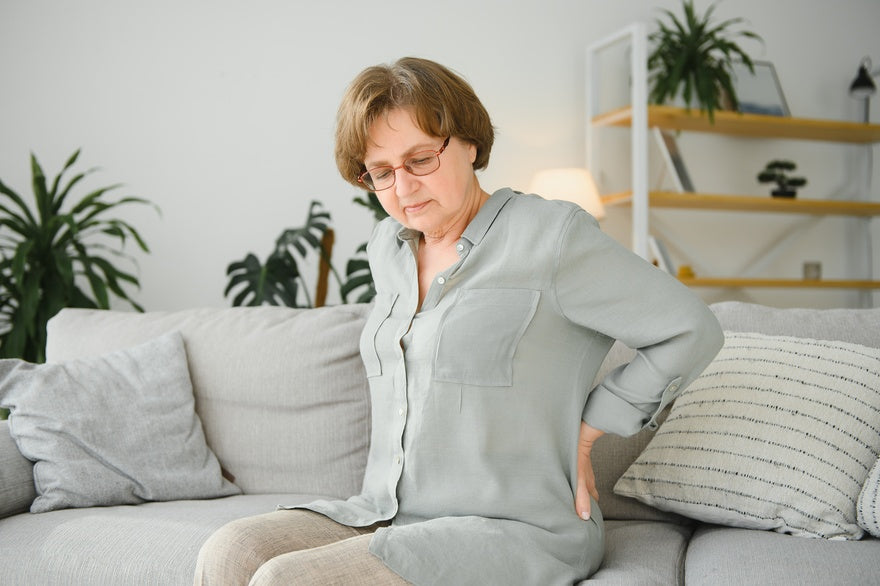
[652,129,695,192]
[730,60,790,117]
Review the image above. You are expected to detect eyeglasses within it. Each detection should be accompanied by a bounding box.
[358,137,450,191]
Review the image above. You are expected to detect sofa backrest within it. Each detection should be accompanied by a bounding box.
[46,301,880,518]
[46,304,373,498]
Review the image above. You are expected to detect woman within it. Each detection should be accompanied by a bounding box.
[195,57,723,585]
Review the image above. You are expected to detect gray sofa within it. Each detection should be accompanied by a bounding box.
[1,301,878,585]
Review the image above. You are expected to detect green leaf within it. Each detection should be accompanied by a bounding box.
[0,150,157,360]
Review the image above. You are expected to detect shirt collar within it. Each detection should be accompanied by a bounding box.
[395,188,515,246]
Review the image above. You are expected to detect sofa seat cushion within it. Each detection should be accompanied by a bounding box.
[0,493,316,585]
[582,520,694,585]
[685,524,880,586]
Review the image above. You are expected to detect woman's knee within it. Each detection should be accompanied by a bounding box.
[194,514,290,586]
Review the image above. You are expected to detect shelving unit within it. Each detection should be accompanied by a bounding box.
[586,24,880,306]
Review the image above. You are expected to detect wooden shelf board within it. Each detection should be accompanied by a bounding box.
[593,105,880,143]
[679,278,880,289]
[601,191,880,216]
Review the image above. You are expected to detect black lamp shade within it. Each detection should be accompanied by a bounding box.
[850,64,877,98]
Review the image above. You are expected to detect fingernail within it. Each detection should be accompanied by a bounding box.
[580,511,590,521]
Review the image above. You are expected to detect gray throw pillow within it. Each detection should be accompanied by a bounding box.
[0,331,240,513]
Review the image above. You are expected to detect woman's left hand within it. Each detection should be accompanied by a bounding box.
[575,421,605,521]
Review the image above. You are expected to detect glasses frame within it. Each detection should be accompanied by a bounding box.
[358,137,451,191]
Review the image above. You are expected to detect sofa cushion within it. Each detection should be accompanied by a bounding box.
[46,304,373,497]
[858,457,880,538]
[710,301,880,347]
[0,493,315,585]
[684,525,880,586]
[0,332,239,512]
[614,331,880,539]
[0,421,36,519]
[582,520,694,585]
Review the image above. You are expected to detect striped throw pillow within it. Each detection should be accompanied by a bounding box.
[614,331,880,540]
[858,458,880,538]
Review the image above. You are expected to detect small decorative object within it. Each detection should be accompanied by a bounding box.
[648,0,763,122]
[677,265,696,279]
[757,160,807,198]
[803,261,822,281]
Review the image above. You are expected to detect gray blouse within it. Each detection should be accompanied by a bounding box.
[296,189,723,585]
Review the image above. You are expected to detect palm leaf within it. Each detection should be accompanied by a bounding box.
[0,150,157,364]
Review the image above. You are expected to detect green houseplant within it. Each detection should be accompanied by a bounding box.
[0,150,157,364]
[757,159,807,198]
[224,194,387,308]
[648,0,762,121]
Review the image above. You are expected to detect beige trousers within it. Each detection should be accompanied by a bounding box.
[193,509,411,585]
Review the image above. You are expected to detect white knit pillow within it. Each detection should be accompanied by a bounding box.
[614,332,880,540]
[858,458,880,538]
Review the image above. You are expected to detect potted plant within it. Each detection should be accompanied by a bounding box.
[648,0,762,121]
[757,159,807,198]
[0,150,157,364]
[224,194,387,307]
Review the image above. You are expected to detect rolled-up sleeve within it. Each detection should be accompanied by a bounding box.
[552,210,724,436]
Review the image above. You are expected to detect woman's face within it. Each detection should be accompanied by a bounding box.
[364,108,480,239]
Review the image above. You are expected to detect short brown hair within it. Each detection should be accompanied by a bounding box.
[335,57,495,188]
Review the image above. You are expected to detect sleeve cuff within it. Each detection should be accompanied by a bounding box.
[582,377,682,437]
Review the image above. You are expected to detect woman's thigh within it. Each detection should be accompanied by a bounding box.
[249,533,411,586]
[194,509,378,586]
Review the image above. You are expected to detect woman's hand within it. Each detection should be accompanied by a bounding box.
[575,421,605,521]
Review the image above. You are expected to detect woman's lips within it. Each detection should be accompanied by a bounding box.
[403,201,429,214]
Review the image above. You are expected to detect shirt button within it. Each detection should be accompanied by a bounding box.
[396,456,402,465]
[437,276,446,285]
[669,384,679,392]
[398,407,405,416]
[456,243,464,252]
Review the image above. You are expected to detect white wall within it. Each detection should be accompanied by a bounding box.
[1,0,878,310]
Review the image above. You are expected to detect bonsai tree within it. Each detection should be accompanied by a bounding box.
[0,150,157,364]
[757,160,807,198]
[648,0,763,121]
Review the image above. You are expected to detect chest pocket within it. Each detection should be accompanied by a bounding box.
[433,288,540,387]
[360,292,398,377]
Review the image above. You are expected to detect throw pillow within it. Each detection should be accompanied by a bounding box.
[857,457,880,538]
[614,331,880,540]
[0,331,240,513]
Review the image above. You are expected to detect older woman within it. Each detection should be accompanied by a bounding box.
[195,57,723,585]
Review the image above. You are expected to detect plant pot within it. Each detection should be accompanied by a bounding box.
[771,188,797,198]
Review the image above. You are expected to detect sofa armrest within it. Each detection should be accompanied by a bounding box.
[0,420,35,518]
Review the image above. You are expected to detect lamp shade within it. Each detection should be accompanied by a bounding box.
[528,168,605,220]
[850,58,877,98]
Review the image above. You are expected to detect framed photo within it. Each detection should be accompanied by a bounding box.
[730,60,790,117]
[652,129,695,192]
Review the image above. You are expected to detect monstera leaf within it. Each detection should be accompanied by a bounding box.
[225,200,333,308]
[340,243,376,303]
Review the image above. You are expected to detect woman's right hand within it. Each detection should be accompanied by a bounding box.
[575,421,605,520]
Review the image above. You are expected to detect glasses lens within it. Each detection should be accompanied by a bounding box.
[362,167,395,191]
[405,152,441,176]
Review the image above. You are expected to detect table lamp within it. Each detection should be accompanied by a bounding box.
[528,168,605,220]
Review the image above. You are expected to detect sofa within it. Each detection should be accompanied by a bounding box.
[0,300,878,585]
